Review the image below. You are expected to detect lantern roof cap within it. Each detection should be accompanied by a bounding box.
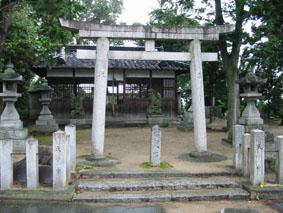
[0,61,23,82]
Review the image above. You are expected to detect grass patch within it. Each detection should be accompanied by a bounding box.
[33,134,52,146]
[160,162,173,169]
[139,162,173,169]
[75,162,94,173]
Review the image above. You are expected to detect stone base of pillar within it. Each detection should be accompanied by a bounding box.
[239,117,264,126]
[85,155,120,167]
[180,151,227,163]
[0,127,28,140]
[33,119,58,133]
[238,121,274,144]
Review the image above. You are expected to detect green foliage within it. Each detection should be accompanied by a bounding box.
[33,133,52,146]
[241,0,283,124]
[77,0,123,24]
[150,0,197,27]
[160,122,169,128]
[0,0,123,119]
[29,77,47,91]
[151,0,283,124]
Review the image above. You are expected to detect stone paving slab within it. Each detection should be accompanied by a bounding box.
[0,186,74,201]
[74,188,249,202]
[80,169,238,179]
[221,208,258,213]
[77,176,242,192]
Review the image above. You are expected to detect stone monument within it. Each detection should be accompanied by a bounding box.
[150,125,162,166]
[147,89,166,125]
[29,78,58,133]
[0,62,28,141]
[70,89,89,128]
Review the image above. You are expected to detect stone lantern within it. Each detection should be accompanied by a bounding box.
[0,62,28,140]
[29,78,58,133]
[238,70,266,132]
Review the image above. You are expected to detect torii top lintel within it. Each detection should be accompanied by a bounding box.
[59,19,234,41]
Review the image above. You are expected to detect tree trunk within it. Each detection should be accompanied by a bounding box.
[224,56,240,138]
[215,0,244,139]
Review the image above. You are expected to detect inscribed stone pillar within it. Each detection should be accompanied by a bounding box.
[277,136,283,184]
[242,133,251,177]
[250,129,265,186]
[189,39,207,152]
[0,140,13,190]
[91,37,109,159]
[150,125,161,166]
[26,138,39,189]
[52,130,67,190]
[232,124,244,170]
[65,125,76,172]
[65,134,71,181]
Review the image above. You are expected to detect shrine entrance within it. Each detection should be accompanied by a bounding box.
[60,19,234,159]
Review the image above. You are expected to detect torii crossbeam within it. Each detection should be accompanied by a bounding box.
[60,19,234,159]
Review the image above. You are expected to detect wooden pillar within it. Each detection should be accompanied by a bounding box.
[174,73,178,116]
[123,69,126,101]
[149,70,153,89]
[72,68,77,96]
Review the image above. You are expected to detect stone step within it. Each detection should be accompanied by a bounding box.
[80,170,237,179]
[77,176,242,192]
[73,188,250,202]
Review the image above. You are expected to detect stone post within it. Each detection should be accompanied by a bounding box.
[0,140,13,190]
[150,125,161,166]
[91,37,109,159]
[242,133,250,177]
[65,134,71,181]
[250,129,265,186]
[52,130,67,190]
[232,124,244,170]
[26,138,39,189]
[189,39,207,152]
[277,135,283,184]
[65,125,76,172]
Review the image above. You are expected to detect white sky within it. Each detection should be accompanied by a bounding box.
[117,0,159,25]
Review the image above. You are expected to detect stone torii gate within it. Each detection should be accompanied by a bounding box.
[60,19,234,160]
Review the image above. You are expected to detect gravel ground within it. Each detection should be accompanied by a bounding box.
[76,119,282,173]
[52,120,282,212]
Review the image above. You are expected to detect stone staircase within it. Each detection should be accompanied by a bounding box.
[73,170,250,202]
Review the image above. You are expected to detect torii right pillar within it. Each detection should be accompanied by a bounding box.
[190,39,207,153]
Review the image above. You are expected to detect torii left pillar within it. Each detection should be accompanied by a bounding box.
[91,37,109,159]
[190,39,207,152]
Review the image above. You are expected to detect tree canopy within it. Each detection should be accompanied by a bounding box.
[0,0,123,118]
[150,0,283,126]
